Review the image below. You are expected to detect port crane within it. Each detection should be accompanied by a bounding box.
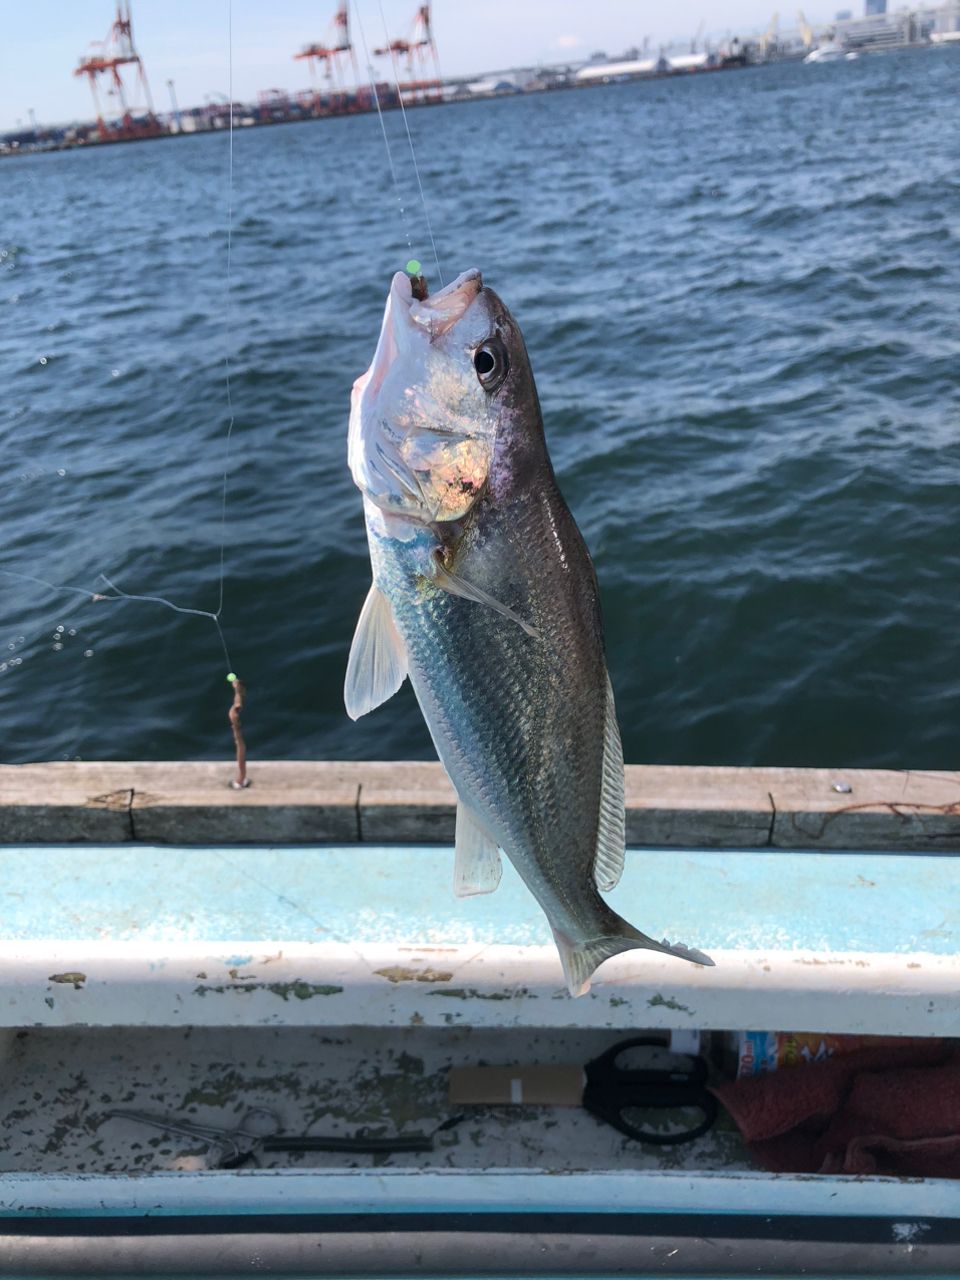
[758,10,780,57]
[294,2,360,95]
[796,10,815,48]
[74,1,160,140]
[374,3,443,103]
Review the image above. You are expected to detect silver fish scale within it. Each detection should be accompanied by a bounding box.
[372,480,620,944]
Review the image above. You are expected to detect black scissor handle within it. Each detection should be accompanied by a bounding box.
[584,1036,708,1088]
[582,1037,717,1146]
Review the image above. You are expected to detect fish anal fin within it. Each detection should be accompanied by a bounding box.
[594,674,626,892]
[344,583,408,721]
[431,558,539,640]
[454,801,503,898]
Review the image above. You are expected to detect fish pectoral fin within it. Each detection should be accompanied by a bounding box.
[344,583,409,721]
[431,558,539,639]
[594,675,626,892]
[453,801,503,897]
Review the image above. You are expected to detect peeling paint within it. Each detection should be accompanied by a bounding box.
[266,981,343,1001]
[374,966,455,984]
[647,994,693,1015]
[192,981,343,1000]
[426,987,529,1001]
[891,1222,930,1243]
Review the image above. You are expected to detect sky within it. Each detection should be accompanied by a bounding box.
[1,0,850,132]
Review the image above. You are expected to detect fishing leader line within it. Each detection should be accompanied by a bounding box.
[352,1,443,285]
[375,0,444,287]
[352,0,415,260]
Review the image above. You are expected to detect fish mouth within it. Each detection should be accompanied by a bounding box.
[391,267,483,339]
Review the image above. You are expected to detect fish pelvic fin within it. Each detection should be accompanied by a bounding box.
[552,917,715,999]
[344,583,408,721]
[453,800,503,898]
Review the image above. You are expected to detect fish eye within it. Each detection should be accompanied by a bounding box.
[473,339,508,393]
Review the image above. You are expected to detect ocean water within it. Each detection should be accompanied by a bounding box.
[1,49,959,769]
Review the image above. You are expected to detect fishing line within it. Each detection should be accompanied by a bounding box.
[1,1,246,777]
[351,1,415,257]
[375,0,444,286]
[0,568,232,674]
[217,0,250,786]
[216,0,235,623]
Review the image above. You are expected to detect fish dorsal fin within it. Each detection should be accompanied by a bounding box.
[431,559,539,640]
[344,583,408,721]
[454,801,503,898]
[593,675,626,892]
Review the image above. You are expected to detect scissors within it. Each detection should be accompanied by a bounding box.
[449,1036,717,1146]
[108,1107,447,1168]
[581,1037,717,1145]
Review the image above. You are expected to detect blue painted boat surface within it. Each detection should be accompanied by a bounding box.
[2,843,957,954]
[0,840,957,1243]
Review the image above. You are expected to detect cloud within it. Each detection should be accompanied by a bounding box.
[554,34,583,49]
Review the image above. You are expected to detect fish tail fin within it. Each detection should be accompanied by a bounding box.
[553,914,714,999]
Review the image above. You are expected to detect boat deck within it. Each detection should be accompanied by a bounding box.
[1,765,958,1265]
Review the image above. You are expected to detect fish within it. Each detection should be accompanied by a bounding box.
[345,267,712,996]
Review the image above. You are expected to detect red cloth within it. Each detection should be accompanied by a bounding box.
[711,1041,960,1177]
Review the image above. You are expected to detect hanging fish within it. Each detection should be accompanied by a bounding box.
[346,268,712,996]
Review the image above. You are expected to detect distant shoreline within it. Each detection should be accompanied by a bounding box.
[0,61,754,160]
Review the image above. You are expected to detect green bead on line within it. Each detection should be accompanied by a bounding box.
[227,672,238,683]
[406,259,422,275]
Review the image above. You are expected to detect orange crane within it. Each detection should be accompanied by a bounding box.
[374,3,443,104]
[74,1,161,140]
[294,1,360,104]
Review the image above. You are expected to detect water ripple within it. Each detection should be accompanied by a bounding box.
[1,48,959,767]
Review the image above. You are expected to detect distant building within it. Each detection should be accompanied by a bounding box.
[667,52,715,71]
[864,0,886,13]
[835,8,852,17]
[574,56,668,83]
[834,6,931,48]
